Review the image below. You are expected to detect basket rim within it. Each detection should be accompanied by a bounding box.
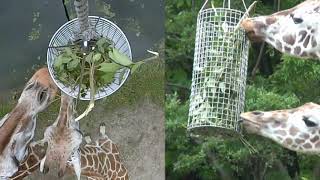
[199,7,245,16]
[47,16,132,100]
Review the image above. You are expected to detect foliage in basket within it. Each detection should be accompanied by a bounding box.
[53,37,143,97]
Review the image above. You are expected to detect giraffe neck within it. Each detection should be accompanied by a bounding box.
[0,105,29,154]
[10,144,46,180]
[273,125,320,153]
[10,138,129,180]
[266,25,319,58]
[75,138,128,180]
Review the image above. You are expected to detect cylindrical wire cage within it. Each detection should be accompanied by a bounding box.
[187,5,250,136]
[47,16,132,100]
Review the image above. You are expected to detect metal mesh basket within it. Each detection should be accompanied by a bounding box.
[47,16,132,100]
[187,3,250,137]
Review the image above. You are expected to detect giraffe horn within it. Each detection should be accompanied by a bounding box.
[84,135,92,143]
[99,123,106,136]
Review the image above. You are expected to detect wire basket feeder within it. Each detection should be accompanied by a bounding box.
[188,0,250,137]
[47,0,132,100]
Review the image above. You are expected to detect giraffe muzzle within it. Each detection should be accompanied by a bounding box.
[241,18,265,42]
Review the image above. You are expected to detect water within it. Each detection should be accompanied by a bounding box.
[0,0,164,100]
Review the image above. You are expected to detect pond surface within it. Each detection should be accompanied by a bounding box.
[0,0,164,100]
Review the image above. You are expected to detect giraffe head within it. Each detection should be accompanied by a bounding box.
[241,0,320,58]
[41,93,82,178]
[18,67,58,114]
[240,103,320,154]
[0,68,58,178]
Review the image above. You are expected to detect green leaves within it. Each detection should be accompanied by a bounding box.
[109,48,132,66]
[85,52,94,63]
[93,53,102,62]
[98,62,122,73]
[54,54,72,68]
[67,59,80,70]
[53,36,145,97]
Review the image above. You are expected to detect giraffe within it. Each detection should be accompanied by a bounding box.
[0,68,58,179]
[240,102,320,154]
[10,142,47,180]
[9,124,129,180]
[241,0,320,59]
[38,93,83,180]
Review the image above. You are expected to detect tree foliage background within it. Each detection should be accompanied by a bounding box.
[165,0,320,179]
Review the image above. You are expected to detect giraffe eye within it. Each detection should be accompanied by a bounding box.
[302,116,317,127]
[252,111,263,115]
[293,18,303,24]
[38,89,48,104]
[290,14,303,24]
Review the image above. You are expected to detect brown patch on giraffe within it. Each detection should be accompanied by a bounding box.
[266,16,277,25]
[112,144,119,154]
[311,36,317,47]
[292,144,298,149]
[295,139,305,144]
[303,143,312,149]
[309,52,318,59]
[311,136,320,143]
[92,155,98,164]
[284,138,293,146]
[298,31,307,42]
[116,162,121,171]
[301,52,308,57]
[118,164,126,176]
[276,40,282,50]
[272,122,281,128]
[300,133,310,139]
[111,172,117,179]
[280,123,287,129]
[98,162,103,173]
[101,140,111,151]
[108,154,116,171]
[314,6,320,12]
[108,171,112,178]
[88,155,94,166]
[303,35,311,48]
[289,126,299,136]
[293,46,301,55]
[283,34,296,45]
[284,46,291,53]
[114,154,121,162]
[275,130,287,136]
